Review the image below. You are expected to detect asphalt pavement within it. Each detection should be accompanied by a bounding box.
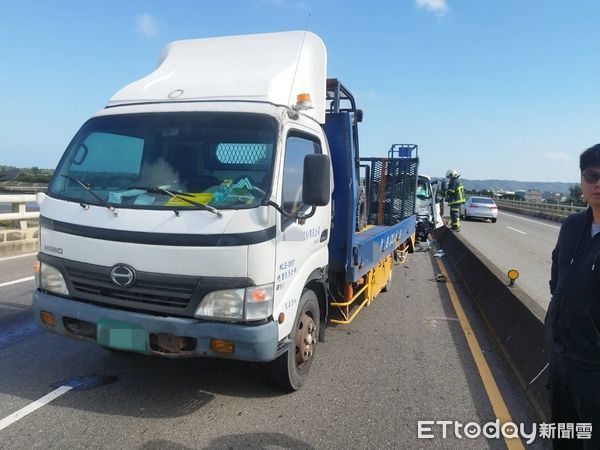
[458,211,561,310]
[0,250,544,449]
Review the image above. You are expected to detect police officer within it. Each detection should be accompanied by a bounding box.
[445,169,465,231]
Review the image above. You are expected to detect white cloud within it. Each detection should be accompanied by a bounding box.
[137,14,159,38]
[544,151,572,162]
[416,0,448,15]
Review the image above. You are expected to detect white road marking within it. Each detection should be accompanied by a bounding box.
[499,212,561,230]
[506,226,527,235]
[0,385,73,431]
[0,253,37,262]
[0,276,35,288]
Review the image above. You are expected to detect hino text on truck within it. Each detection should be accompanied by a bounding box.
[33,31,421,391]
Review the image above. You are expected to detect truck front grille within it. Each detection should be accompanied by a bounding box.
[65,265,198,311]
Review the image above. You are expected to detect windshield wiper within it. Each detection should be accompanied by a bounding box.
[129,186,222,217]
[61,175,118,216]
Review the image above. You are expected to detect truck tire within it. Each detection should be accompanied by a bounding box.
[356,189,368,232]
[267,289,319,392]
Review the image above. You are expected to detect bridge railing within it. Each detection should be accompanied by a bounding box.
[0,195,39,245]
[0,184,47,194]
[495,198,586,222]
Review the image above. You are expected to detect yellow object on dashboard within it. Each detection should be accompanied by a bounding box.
[165,193,214,206]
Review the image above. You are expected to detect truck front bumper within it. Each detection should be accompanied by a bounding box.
[33,290,281,362]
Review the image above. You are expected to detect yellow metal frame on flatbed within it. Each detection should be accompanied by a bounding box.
[329,232,415,325]
[330,255,393,324]
[329,280,371,325]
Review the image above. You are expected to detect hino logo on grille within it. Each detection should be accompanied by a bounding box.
[43,245,63,255]
[110,264,136,287]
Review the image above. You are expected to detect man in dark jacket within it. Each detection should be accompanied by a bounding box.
[545,143,600,449]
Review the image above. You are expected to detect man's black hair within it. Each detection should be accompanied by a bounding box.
[580,143,600,172]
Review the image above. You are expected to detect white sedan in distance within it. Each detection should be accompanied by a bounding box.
[460,196,498,223]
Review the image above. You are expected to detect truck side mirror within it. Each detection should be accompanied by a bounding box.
[303,154,330,207]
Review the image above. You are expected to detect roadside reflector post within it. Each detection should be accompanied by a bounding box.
[507,269,519,287]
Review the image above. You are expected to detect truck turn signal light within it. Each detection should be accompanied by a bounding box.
[40,311,55,328]
[211,339,234,354]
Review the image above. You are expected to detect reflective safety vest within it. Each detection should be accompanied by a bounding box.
[446,178,465,205]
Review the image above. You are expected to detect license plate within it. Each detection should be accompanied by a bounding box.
[97,319,146,352]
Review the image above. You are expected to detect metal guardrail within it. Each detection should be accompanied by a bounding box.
[495,198,586,221]
[0,184,47,194]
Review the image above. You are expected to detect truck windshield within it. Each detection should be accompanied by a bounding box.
[49,112,277,210]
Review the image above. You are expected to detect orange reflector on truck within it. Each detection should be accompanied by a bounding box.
[40,311,55,328]
[210,339,234,353]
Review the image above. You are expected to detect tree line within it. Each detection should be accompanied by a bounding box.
[0,165,53,183]
[465,186,586,207]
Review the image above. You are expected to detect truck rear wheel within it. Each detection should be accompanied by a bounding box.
[267,289,319,392]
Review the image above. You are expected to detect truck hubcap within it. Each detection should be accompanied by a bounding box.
[295,312,316,368]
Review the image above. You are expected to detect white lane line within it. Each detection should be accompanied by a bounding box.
[0,253,37,262]
[0,276,35,288]
[506,226,527,235]
[499,212,561,230]
[0,385,73,431]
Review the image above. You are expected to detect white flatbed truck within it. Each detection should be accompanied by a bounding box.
[33,31,418,390]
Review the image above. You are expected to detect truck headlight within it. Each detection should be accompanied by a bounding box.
[195,283,274,321]
[195,289,245,320]
[34,261,69,296]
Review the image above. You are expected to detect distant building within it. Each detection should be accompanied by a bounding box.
[515,190,526,199]
[542,191,562,203]
[493,189,514,198]
[524,188,542,203]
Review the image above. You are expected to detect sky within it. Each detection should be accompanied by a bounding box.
[0,0,598,183]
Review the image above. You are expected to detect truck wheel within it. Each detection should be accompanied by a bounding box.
[267,289,319,392]
[356,188,368,231]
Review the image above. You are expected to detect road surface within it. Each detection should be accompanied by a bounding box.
[0,251,543,449]
[458,211,561,310]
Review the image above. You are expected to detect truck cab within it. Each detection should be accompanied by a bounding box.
[415,174,444,242]
[34,31,333,389]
